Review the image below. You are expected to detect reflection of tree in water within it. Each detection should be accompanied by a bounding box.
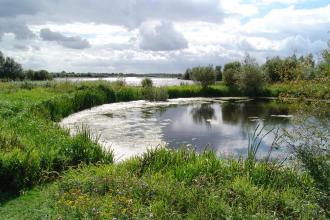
[221,100,292,127]
[221,102,241,125]
[190,103,216,125]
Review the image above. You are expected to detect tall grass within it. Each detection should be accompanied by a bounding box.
[49,148,325,219]
[0,83,120,192]
[247,124,275,161]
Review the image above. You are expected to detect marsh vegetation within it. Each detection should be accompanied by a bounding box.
[0,47,329,218]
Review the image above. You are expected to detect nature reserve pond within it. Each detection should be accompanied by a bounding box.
[60,98,323,161]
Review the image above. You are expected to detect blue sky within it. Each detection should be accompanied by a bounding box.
[0,0,329,73]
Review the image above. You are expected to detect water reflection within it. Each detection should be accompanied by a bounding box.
[61,98,320,161]
[190,103,216,126]
[221,100,292,127]
[155,99,296,157]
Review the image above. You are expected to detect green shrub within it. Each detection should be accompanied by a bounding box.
[141,78,153,88]
[142,87,168,101]
[215,65,222,81]
[115,86,141,101]
[64,129,113,165]
[223,61,241,88]
[191,65,216,89]
[263,56,283,83]
[239,56,264,95]
[183,68,192,80]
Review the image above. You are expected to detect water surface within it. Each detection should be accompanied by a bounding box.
[61,98,303,161]
[55,77,193,86]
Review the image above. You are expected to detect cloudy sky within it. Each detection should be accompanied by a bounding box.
[0,0,329,73]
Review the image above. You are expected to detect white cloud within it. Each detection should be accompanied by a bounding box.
[138,21,188,51]
[0,0,329,72]
[221,1,259,17]
[40,28,91,49]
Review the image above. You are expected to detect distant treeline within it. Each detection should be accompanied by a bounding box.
[0,50,182,81]
[0,51,52,81]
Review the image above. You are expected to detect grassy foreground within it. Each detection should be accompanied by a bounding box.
[1,148,327,219]
[0,80,329,219]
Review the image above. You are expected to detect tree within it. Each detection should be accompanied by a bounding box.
[1,57,24,80]
[191,65,216,89]
[183,68,192,80]
[322,40,330,64]
[0,51,4,78]
[25,69,53,80]
[215,65,222,81]
[223,61,241,88]
[317,41,330,77]
[239,55,264,95]
[263,56,283,83]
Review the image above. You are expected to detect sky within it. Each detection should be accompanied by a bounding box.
[0,0,329,73]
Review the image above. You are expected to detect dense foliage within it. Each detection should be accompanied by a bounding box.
[183,43,330,97]
[223,61,241,88]
[25,69,53,81]
[0,51,52,81]
[215,65,222,81]
[0,51,24,80]
[238,56,264,95]
[191,65,216,88]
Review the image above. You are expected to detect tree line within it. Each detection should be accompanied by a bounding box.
[183,43,330,95]
[0,51,53,81]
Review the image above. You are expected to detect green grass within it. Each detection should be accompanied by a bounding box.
[0,80,329,219]
[0,187,55,219]
[0,148,326,219]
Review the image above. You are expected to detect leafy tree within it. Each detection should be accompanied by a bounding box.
[223,61,241,88]
[215,65,222,81]
[263,56,283,83]
[239,55,264,95]
[183,68,192,80]
[0,51,4,77]
[322,40,330,64]
[1,57,24,80]
[191,65,216,89]
[281,55,299,81]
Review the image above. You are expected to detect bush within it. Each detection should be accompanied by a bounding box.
[142,87,168,101]
[215,65,222,81]
[141,78,153,88]
[183,68,192,80]
[223,61,241,88]
[263,57,283,83]
[239,56,264,95]
[0,53,24,80]
[191,65,216,89]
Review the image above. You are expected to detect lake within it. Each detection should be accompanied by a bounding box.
[60,98,309,161]
[55,77,194,86]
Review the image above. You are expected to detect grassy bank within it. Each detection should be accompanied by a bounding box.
[0,80,329,219]
[0,148,327,219]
